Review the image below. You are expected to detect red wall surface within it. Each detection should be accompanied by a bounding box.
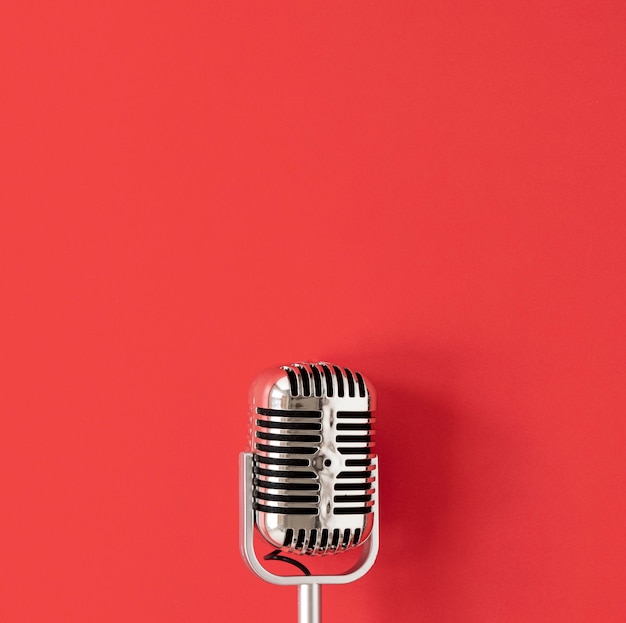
[1,2,624,622]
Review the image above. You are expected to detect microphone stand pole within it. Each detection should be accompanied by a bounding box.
[298,583,321,623]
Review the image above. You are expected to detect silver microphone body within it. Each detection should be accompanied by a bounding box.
[249,362,376,556]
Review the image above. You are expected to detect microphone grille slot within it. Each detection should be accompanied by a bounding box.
[283,529,294,547]
[284,367,299,396]
[345,368,355,397]
[332,366,344,396]
[319,529,329,549]
[311,366,322,396]
[295,365,310,396]
[320,364,334,397]
[355,372,366,397]
[295,529,306,549]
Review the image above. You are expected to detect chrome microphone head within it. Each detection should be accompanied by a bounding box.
[249,362,377,556]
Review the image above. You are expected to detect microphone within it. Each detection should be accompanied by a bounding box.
[240,362,379,623]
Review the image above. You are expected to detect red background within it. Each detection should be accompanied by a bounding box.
[1,2,625,622]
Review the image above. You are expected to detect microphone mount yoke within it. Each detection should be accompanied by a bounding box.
[239,452,379,623]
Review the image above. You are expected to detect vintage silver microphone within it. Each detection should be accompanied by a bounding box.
[240,362,379,623]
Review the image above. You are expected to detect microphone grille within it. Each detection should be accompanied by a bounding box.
[249,362,376,555]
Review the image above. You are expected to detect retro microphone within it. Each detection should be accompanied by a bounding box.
[240,362,379,623]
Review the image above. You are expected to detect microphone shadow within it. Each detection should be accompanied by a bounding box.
[326,347,458,554]
[377,381,455,554]
[321,346,520,621]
